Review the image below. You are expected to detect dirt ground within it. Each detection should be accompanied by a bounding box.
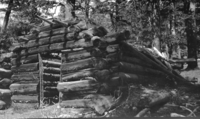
[0,62,200,118]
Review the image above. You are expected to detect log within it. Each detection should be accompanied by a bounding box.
[11,95,38,103]
[121,42,193,87]
[36,15,54,25]
[38,27,66,38]
[43,73,60,81]
[9,83,37,95]
[11,62,39,73]
[0,68,12,78]
[18,34,38,41]
[0,89,12,99]
[61,58,94,74]
[42,60,61,68]
[64,49,92,62]
[60,94,114,115]
[44,67,60,74]
[11,71,39,82]
[62,68,94,82]
[52,19,79,28]
[62,90,96,100]
[57,80,98,93]
[0,78,12,89]
[11,54,38,66]
[0,100,6,110]
[38,24,63,32]
[106,44,119,53]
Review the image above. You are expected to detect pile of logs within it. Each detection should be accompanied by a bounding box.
[0,53,12,110]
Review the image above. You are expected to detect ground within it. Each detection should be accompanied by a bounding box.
[0,63,200,118]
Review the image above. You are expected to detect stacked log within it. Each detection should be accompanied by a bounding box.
[0,53,13,110]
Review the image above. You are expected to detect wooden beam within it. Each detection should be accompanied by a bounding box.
[44,67,60,74]
[11,71,39,82]
[57,80,98,93]
[9,83,38,95]
[43,73,60,81]
[38,54,44,107]
[11,62,39,73]
[11,95,38,103]
[11,54,38,66]
[42,60,61,68]
[61,58,94,74]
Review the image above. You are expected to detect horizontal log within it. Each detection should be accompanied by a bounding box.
[57,80,98,93]
[44,67,60,74]
[62,68,94,82]
[43,73,60,81]
[11,95,38,103]
[0,68,12,78]
[61,58,94,73]
[20,40,93,56]
[0,78,12,89]
[62,90,96,100]
[18,34,38,41]
[24,33,76,48]
[60,94,114,115]
[64,49,92,62]
[38,27,66,38]
[11,71,39,82]
[9,83,37,95]
[42,60,61,68]
[0,100,6,110]
[11,54,38,66]
[0,89,12,99]
[38,24,63,32]
[11,62,39,73]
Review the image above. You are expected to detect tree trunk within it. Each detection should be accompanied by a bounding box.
[1,0,13,32]
[184,1,198,69]
[64,0,76,21]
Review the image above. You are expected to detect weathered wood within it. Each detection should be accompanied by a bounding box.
[9,83,37,95]
[0,100,6,110]
[18,34,38,41]
[62,68,94,82]
[11,95,38,103]
[44,67,60,74]
[52,19,79,28]
[57,80,98,93]
[42,60,61,68]
[169,58,196,63]
[0,89,12,99]
[106,44,119,53]
[0,78,12,89]
[93,69,111,83]
[62,90,96,100]
[60,94,114,115]
[61,58,94,73]
[0,68,12,78]
[64,49,92,62]
[36,15,54,25]
[43,73,60,81]
[11,54,38,66]
[38,27,65,38]
[11,62,39,73]
[121,42,193,87]
[38,54,44,107]
[38,24,62,32]
[11,71,39,82]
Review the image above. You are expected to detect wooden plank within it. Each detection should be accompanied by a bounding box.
[9,83,37,95]
[62,68,94,82]
[57,80,98,93]
[11,62,39,73]
[44,67,60,74]
[38,54,44,107]
[0,68,12,78]
[61,58,94,73]
[42,60,61,68]
[43,73,60,81]
[11,71,39,82]
[11,95,38,103]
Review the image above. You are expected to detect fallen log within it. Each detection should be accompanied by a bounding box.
[11,95,38,103]
[60,94,114,115]
[0,68,12,78]
[57,80,98,93]
[0,89,12,99]
[11,62,39,73]
[11,54,38,66]
[62,68,94,82]
[61,58,94,74]
[44,67,60,74]
[9,83,37,95]
[11,71,39,82]
[43,73,60,81]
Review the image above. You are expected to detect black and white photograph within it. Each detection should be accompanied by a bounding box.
[0,0,200,118]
